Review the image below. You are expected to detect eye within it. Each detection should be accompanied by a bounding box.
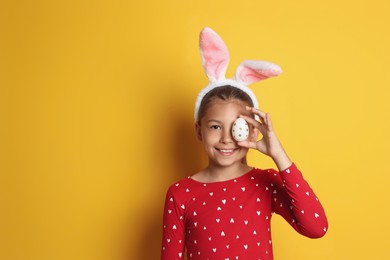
[209,125,222,130]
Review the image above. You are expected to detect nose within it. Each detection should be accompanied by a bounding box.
[220,127,234,144]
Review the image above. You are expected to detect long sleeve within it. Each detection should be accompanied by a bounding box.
[161,188,186,260]
[271,163,328,238]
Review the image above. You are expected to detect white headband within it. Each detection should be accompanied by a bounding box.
[194,27,282,121]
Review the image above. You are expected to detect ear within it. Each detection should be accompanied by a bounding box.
[199,27,230,83]
[195,123,202,141]
[234,60,282,85]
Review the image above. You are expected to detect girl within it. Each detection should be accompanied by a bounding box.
[161,28,328,260]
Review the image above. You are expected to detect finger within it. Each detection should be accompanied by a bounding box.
[246,107,267,125]
[246,106,267,121]
[239,114,262,129]
[266,113,273,129]
[237,140,257,149]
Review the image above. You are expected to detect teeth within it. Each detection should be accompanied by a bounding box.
[220,149,233,153]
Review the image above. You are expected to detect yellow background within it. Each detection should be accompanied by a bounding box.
[1,0,389,259]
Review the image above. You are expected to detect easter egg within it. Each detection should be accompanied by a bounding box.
[232,118,249,142]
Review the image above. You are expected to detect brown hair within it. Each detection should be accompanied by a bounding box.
[197,85,254,124]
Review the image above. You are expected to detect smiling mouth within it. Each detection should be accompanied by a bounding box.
[216,148,239,155]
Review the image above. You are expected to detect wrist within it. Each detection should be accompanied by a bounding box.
[271,150,292,172]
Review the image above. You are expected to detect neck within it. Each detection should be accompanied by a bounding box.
[204,161,252,182]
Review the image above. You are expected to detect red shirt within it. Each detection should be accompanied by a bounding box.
[161,163,328,259]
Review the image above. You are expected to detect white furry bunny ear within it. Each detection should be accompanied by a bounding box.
[235,60,282,85]
[199,27,230,83]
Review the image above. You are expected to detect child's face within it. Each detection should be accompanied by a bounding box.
[196,99,256,168]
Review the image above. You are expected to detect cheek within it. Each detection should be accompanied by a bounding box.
[204,130,219,140]
[200,128,212,139]
[202,130,224,144]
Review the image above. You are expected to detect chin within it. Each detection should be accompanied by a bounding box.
[213,157,246,168]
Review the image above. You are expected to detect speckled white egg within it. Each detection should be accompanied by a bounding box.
[232,118,249,142]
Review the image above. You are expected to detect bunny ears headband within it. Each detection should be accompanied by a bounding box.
[194,27,283,121]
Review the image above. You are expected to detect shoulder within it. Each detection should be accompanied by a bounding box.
[252,163,302,189]
[165,176,195,199]
[252,163,300,178]
[164,176,206,209]
[251,167,279,179]
[167,176,192,191]
[250,167,289,188]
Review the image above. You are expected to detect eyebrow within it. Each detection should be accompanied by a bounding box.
[206,119,222,124]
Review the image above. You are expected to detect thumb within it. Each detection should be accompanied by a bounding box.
[237,140,257,149]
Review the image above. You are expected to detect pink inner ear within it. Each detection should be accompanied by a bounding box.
[235,61,282,85]
[240,67,271,83]
[200,28,230,82]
